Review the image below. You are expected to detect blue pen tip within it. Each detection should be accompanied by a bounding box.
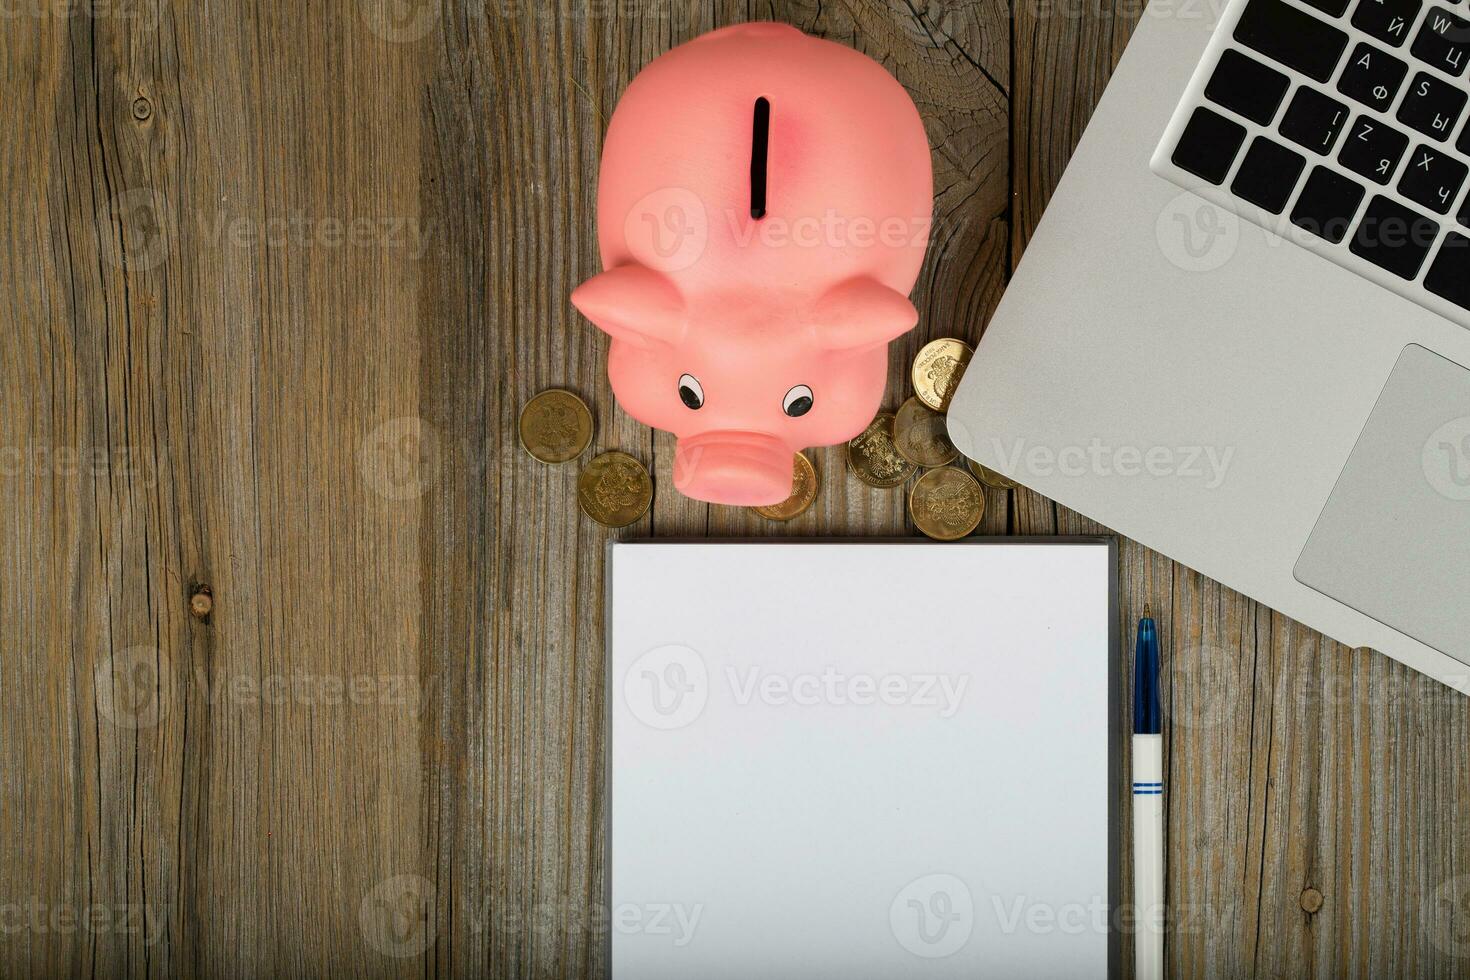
[1133,611,1161,735]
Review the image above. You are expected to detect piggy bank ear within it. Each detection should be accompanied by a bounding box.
[811,277,920,353]
[571,264,687,349]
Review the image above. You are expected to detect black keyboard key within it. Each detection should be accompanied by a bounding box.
[1171,107,1247,184]
[1350,195,1440,277]
[1411,7,1470,76]
[1459,117,1470,156]
[1399,144,1469,212]
[1204,50,1291,124]
[1280,88,1351,153]
[1231,137,1307,213]
[1339,116,1410,183]
[1425,232,1470,307]
[1337,43,1408,111]
[1234,0,1350,81]
[1351,0,1422,46]
[1291,167,1367,242]
[1396,72,1468,141]
[1301,0,1352,13]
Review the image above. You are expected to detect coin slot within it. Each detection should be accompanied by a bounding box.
[750,97,770,220]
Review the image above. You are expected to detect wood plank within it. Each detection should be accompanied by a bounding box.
[4,3,428,975]
[172,8,427,973]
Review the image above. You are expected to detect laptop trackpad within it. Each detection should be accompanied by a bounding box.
[1295,345,1470,663]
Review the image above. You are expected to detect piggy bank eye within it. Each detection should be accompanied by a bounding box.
[678,374,704,410]
[783,385,814,417]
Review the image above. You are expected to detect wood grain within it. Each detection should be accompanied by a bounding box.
[4,1,1469,977]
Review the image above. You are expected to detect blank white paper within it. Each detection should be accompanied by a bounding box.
[608,540,1115,980]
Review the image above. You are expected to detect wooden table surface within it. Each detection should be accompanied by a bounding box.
[5,1,1470,977]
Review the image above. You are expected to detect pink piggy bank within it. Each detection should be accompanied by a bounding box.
[571,22,933,507]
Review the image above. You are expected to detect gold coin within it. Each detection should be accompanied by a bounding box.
[752,452,819,521]
[911,338,974,412]
[893,396,959,468]
[519,389,594,463]
[967,458,1019,491]
[846,413,918,488]
[577,451,652,528]
[909,467,985,541]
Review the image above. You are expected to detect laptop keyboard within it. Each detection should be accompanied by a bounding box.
[1153,0,1470,327]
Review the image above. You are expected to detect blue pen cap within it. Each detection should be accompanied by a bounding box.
[1133,610,1161,735]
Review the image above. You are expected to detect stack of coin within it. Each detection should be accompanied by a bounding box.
[520,388,654,529]
[523,350,1017,536]
[843,337,1020,541]
[520,387,821,526]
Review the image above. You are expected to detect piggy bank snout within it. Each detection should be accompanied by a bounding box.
[674,431,793,507]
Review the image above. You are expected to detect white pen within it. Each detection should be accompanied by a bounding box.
[1133,605,1164,980]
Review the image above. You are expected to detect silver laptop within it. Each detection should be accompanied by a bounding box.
[948,0,1470,689]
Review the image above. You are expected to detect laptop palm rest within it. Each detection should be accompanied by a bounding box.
[1295,344,1470,664]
